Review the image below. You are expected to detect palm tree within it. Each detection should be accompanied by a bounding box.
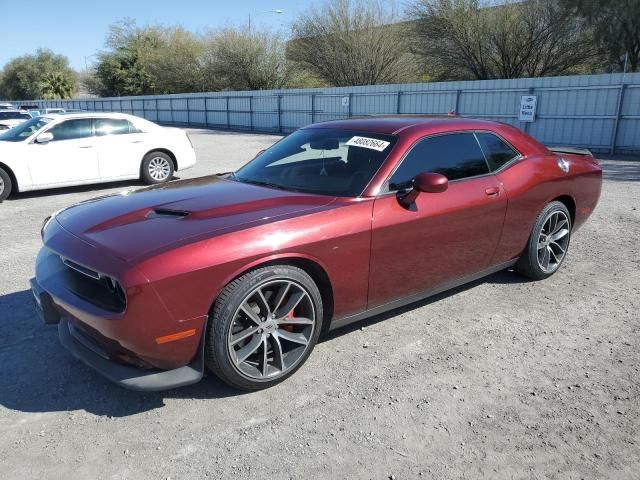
[39,72,76,99]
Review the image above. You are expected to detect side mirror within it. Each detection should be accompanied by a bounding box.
[36,132,54,143]
[398,172,448,207]
[413,172,449,193]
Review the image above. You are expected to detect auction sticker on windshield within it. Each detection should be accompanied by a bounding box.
[345,136,391,152]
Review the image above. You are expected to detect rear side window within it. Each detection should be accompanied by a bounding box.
[475,132,519,171]
[47,119,93,141]
[94,118,137,136]
[389,132,489,189]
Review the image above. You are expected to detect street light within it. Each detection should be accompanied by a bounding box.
[84,53,98,72]
[248,9,283,35]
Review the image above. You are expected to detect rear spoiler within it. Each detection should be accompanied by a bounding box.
[547,146,593,156]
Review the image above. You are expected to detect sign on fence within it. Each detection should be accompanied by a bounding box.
[519,95,537,122]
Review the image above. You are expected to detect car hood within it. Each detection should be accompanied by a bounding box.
[54,175,337,262]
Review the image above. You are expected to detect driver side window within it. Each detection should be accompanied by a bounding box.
[389,132,489,190]
[47,119,93,142]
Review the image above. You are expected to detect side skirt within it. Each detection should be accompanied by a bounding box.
[329,259,518,331]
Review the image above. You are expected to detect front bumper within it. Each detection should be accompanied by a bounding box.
[30,276,205,391]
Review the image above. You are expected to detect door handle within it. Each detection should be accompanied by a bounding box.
[79,145,94,149]
[485,187,500,196]
[130,140,143,143]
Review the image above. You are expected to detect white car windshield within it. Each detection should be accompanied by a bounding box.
[0,117,53,142]
[0,111,31,120]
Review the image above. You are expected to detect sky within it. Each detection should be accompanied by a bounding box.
[0,0,303,70]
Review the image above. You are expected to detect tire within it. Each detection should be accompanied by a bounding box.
[515,201,572,280]
[206,265,323,391]
[0,168,12,202]
[141,151,174,185]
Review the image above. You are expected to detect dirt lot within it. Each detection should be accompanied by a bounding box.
[1,130,638,480]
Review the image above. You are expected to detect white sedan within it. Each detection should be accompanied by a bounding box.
[0,113,196,202]
[0,110,32,131]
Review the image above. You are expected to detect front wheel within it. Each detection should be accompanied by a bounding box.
[0,168,12,202]
[516,201,572,280]
[141,152,174,185]
[206,265,323,391]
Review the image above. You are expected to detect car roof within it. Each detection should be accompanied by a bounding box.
[46,112,136,120]
[303,115,507,135]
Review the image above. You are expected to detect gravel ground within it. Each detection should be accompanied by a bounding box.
[0,129,638,480]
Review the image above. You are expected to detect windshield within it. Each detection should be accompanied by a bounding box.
[0,116,52,142]
[234,128,397,197]
[0,111,31,120]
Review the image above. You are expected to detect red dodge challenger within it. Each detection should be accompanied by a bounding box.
[31,117,602,391]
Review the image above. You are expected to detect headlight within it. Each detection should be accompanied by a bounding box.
[41,215,53,240]
[40,207,66,240]
[106,276,126,304]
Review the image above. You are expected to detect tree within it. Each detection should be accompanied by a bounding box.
[407,0,597,81]
[142,26,208,93]
[561,0,640,73]
[90,20,161,96]
[0,49,77,100]
[288,0,419,86]
[39,72,76,99]
[202,27,290,91]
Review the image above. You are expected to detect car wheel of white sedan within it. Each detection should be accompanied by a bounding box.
[0,167,12,202]
[141,152,174,185]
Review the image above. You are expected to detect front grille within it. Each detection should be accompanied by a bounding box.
[56,256,126,313]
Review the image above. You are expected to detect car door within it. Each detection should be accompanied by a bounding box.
[27,118,99,186]
[93,118,147,179]
[367,132,508,309]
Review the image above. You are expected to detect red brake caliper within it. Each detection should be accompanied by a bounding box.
[282,309,295,332]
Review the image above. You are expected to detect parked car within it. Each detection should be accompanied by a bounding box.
[0,110,32,131]
[40,108,66,114]
[31,116,602,392]
[0,102,16,110]
[18,104,39,111]
[0,112,196,201]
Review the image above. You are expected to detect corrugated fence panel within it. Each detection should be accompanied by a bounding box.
[401,91,457,114]
[19,73,640,153]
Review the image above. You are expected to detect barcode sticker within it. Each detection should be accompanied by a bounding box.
[345,136,391,152]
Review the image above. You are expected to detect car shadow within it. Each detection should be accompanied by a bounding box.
[182,127,283,138]
[599,159,640,182]
[0,290,244,418]
[7,177,184,201]
[321,269,529,340]
[0,269,529,417]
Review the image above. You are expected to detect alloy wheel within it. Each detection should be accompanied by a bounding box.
[0,177,4,196]
[148,157,171,181]
[537,210,570,273]
[227,279,317,381]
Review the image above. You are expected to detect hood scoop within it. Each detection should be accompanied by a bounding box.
[148,208,191,219]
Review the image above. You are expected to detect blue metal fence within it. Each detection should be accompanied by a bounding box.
[28,73,640,154]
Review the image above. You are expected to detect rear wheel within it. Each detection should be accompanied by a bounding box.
[141,152,174,184]
[516,201,571,280]
[0,168,12,202]
[206,265,323,391]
